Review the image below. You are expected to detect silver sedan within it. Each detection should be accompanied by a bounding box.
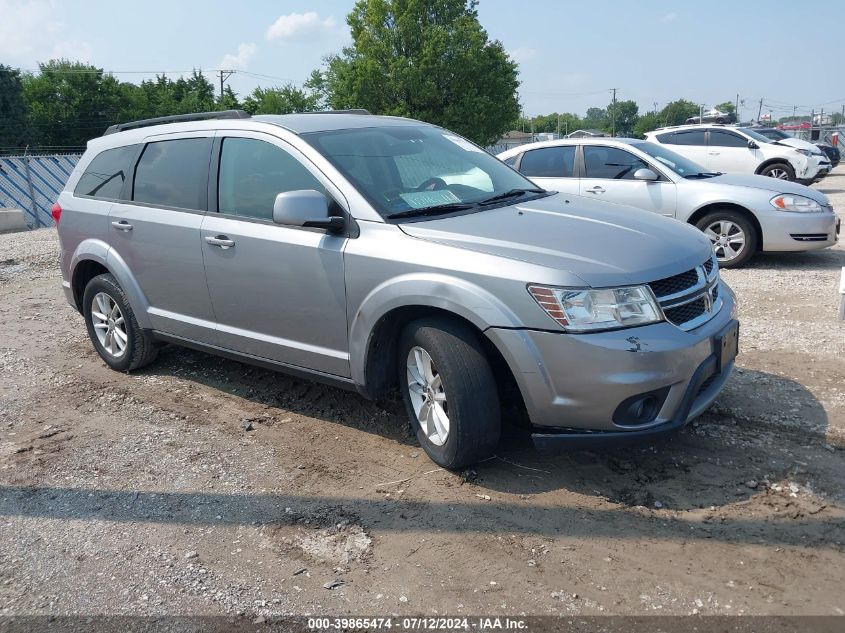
[499,138,840,267]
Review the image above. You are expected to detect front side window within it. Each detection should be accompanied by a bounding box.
[638,142,708,177]
[218,137,326,220]
[519,146,576,178]
[583,146,649,180]
[133,138,212,210]
[74,145,139,199]
[303,125,541,220]
[708,130,747,148]
[672,130,707,146]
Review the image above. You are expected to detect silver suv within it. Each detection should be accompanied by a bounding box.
[55,110,739,468]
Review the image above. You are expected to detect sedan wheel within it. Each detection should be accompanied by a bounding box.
[90,291,128,358]
[768,168,790,180]
[704,220,746,263]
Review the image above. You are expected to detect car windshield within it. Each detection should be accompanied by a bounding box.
[737,127,775,144]
[637,142,710,177]
[302,125,544,220]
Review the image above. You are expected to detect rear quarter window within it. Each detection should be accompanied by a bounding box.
[74,145,140,199]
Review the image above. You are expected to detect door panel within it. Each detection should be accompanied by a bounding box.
[107,136,217,343]
[706,129,761,173]
[201,215,349,376]
[202,133,350,377]
[579,145,677,217]
[517,146,579,195]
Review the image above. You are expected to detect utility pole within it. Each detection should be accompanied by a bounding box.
[557,113,560,139]
[757,97,764,122]
[217,69,235,102]
[611,88,617,137]
[653,102,658,114]
[735,93,739,117]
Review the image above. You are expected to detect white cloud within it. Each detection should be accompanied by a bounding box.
[509,47,537,64]
[0,0,93,65]
[662,12,678,22]
[266,11,337,41]
[219,42,257,70]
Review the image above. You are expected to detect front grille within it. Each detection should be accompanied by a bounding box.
[711,284,719,301]
[649,268,699,298]
[790,233,828,242]
[703,256,714,276]
[664,297,707,326]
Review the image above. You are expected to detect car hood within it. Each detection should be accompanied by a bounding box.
[771,138,824,155]
[398,193,713,288]
[700,173,830,205]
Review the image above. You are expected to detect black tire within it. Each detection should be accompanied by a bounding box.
[82,273,158,371]
[397,317,501,469]
[758,162,795,182]
[695,209,758,269]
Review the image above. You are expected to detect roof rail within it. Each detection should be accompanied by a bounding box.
[300,109,371,115]
[103,110,251,136]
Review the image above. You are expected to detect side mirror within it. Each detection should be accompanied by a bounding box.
[633,168,659,181]
[747,140,759,149]
[272,190,344,232]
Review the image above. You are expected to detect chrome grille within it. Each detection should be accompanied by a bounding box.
[649,255,722,331]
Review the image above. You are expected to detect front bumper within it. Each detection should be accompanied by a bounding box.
[486,286,737,445]
[759,210,839,251]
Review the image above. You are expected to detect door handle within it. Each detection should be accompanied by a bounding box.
[111,220,133,231]
[585,186,605,193]
[708,152,720,156]
[205,235,235,249]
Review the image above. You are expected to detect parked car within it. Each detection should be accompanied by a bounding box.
[750,127,832,176]
[644,124,828,184]
[499,138,839,268]
[685,109,737,125]
[814,142,841,168]
[55,110,738,469]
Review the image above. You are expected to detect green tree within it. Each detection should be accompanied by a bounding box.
[0,65,29,149]
[218,85,241,111]
[319,0,519,146]
[660,99,699,126]
[714,101,736,113]
[241,84,319,115]
[582,107,607,130]
[608,99,638,135]
[633,111,662,138]
[22,59,125,147]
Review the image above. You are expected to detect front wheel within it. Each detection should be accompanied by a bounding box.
[398,317,501,469]
[695,210,757,268]
[758,162,795,181]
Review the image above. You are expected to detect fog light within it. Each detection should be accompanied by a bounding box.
[613,387,670,427]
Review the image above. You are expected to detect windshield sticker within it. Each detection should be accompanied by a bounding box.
[399,189,462,209]
[442,134,485,153]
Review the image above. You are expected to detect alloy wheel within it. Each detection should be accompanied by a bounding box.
[90,292,128,358]
[406,346,450,446]
[767,168,789,180]
[704,220,746,262]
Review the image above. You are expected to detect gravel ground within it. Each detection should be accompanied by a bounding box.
[0,167,844,622]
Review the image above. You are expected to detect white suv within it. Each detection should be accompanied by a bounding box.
[645,124,826,184]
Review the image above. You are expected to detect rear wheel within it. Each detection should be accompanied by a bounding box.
[695,210,757,268]
[83,273,159,371]
[398,317,500,469]
[758,162,795,181]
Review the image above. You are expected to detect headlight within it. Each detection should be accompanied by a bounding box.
[528,285,663,332]
[794,148,812,157]
[770,194,823,213]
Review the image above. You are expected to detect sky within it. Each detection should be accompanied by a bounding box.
[2,0,844,122]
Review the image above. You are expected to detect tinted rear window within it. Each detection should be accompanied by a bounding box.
[74,145,139,199]
[672,130,706,146]
[519,146,576,178]
[133,138,212,210]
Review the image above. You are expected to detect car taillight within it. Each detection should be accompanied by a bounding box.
[51,202,62,224]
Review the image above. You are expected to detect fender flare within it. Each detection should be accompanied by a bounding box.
[348,273,523,386]
[70,239,152,330]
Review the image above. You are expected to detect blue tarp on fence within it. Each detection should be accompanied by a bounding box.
[0,154,82,229]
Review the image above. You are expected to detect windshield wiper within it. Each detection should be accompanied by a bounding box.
[385,202,477,220]
[684,172,722,179]
[477,188,545,205]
